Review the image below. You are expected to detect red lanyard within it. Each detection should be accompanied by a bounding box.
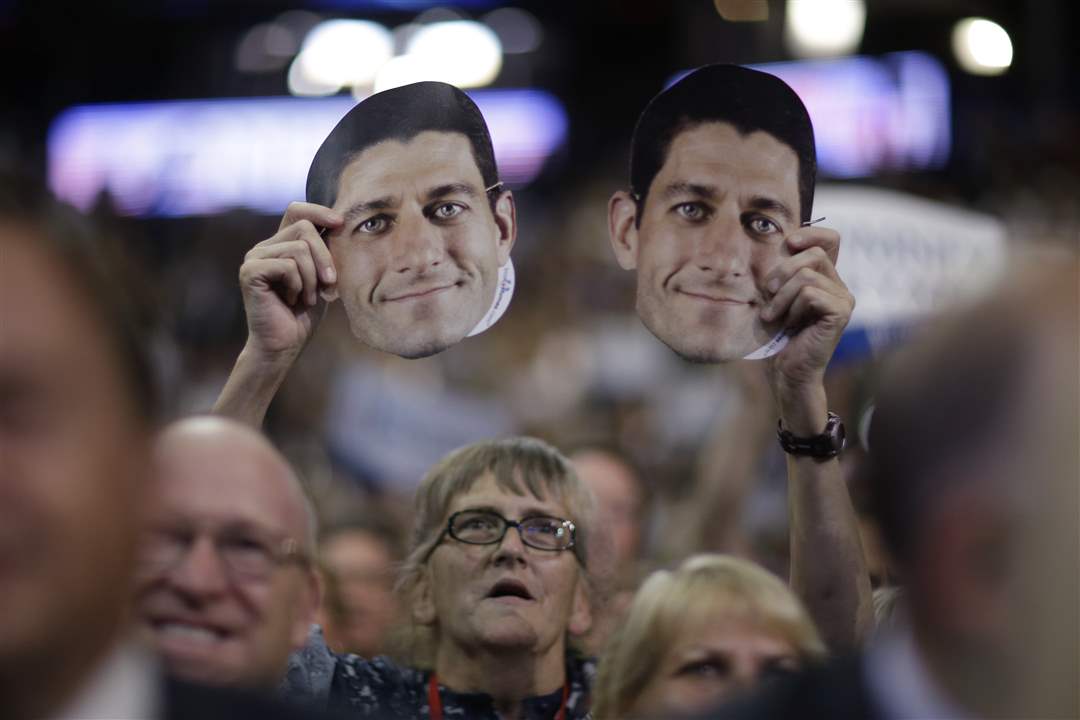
[427,674,570,720]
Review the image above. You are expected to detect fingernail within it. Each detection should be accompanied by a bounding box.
[761,305,773,321]
[767,278,780,294]
[325,266,336,283]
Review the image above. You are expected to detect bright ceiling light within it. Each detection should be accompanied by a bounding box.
[292,19,394,94]
[287,55,339,97]
[784,0,866,58]
[952,18,1013,76]
[375,20,503,92]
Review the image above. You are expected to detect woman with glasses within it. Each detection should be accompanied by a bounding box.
[284,436,599,720]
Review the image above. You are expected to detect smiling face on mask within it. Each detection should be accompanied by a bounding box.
[610,121,803,362]
[325,131,515,359]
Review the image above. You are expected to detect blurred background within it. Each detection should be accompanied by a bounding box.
[2,0,1076,580]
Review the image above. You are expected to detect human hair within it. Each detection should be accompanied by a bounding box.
[591,554,826,719]
[318,514,406,564]
[861,257,1080,576]
[393,436,597,668]
[628,64,816,224]
[306,81,500,210]
[0,173,157,423]
[862,302,1029,570]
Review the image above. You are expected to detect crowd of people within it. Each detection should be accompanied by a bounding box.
[1,63,1076,720]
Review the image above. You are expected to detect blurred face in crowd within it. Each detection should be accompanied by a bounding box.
[0,228,149,710]
[326,131,515,358]
[609,122,801,361]
[319,529,399,657]
[416,473,591,662]
[631,613,801,716]
[134,418,319,689]
[572,449,643,571]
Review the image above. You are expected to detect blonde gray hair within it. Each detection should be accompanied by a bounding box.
[591,554,826,719]
[392,437,597,668]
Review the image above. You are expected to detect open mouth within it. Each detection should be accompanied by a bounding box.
[486,579,534,602]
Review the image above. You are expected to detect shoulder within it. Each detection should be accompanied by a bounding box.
[330,654,428,716]
[165,676,344,720]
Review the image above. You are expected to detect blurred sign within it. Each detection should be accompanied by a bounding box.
[672,52,952,178]
[48,89,567,217]
[814,184,1007,361]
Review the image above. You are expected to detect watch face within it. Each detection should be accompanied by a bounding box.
[832,418,847,452]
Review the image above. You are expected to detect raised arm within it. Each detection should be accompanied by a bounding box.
[212,201,342,426]
[761,226,873,653]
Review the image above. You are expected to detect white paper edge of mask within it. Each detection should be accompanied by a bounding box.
[467,259,515,337]
[742,328,790,360]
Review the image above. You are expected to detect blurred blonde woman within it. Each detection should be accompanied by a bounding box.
[592,554,827,718]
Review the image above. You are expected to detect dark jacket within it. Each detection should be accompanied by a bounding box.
[282,626,595,719]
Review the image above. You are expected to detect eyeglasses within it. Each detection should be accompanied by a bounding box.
[140,524,310,583]
[431,509,576,556]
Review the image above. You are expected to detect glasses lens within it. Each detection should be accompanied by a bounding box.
[218,531,276,579]
[520,517,572,550]
[140,529,187,573]
[451,511,505,544]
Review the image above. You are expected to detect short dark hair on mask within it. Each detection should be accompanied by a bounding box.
[306,81,500,209]
[629,64,817,223]
[0,173,158,423]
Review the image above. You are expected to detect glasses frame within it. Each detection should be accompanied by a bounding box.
[141,526,312,584]
[424,509,577,561]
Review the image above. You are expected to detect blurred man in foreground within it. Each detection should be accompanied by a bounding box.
[0,179,317,720]
[135,416,321,689]
[706,257,1079,719]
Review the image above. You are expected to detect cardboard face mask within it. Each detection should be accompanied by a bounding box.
[307,82,515,360]
[613,64,818,363]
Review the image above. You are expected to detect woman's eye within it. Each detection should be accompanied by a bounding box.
[745,215,781,236]
[357,215,390,234]
[433,202,465,220]
[679,660,728,678]
[674,202,708,221]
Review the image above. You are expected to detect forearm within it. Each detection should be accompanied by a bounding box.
[777,382,873,653]
[211,342,298,428]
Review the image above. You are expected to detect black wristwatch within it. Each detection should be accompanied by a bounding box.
[777,412,846,458]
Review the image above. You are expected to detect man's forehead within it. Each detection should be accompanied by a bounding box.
[155,444,306,536]
[334,131,484,202]
[658,121,799,197]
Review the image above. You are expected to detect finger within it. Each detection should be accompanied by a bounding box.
[240,257,304,307]
[291,219,337,286]
[247,234,329,303]
[786,227,840,266]
[785,284,854,332]
[248,238,319,306]
[762,266,849,323]
[279,201,343,234]
[763,245,841,296]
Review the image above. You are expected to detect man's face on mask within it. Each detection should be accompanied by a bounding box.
[326,131,514,359]
[610,121,802,362]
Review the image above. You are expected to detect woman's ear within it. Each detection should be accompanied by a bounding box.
[412,565,437,626]
[568,580,593,637]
